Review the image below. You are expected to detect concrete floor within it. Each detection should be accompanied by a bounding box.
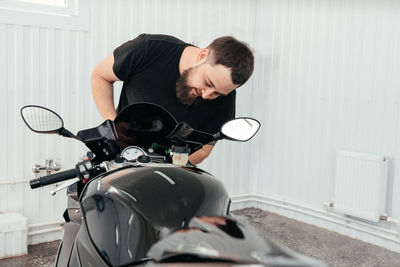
[0,241,59,267]
[1,207,400,266]
[233,208,400,267]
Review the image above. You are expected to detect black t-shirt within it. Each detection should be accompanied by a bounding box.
[113,34,236,135]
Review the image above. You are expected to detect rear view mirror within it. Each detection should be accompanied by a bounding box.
[220,118,260,142]
[21,105,63,133]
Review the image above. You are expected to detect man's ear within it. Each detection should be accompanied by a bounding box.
[197,49,210,63]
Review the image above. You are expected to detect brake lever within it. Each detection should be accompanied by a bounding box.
[51,178,80,196]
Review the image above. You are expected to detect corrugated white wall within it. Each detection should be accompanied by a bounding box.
[0,0,99,243]
[249,0,400,213]
[1,0,400,252]
[229,0,400,252]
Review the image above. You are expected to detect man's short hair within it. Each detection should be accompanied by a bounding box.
[207,36,254,87]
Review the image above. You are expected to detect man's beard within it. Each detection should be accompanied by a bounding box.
[176,67,205,106]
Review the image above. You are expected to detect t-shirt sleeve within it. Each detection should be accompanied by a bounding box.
[113,34,149,81]
[203,91,236,134]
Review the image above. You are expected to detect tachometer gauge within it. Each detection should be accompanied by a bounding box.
[121,146,147,161]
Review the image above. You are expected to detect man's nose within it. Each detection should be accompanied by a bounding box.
[201,88,214,99]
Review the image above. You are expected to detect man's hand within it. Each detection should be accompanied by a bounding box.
[188,144,214,165]
[92,53,121,121]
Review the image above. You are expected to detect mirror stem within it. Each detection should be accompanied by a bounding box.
[59,128,81,141]
[213,132,223,141]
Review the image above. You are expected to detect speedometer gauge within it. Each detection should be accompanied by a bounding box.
[121,146,147,161]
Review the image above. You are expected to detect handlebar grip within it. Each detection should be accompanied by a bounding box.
[30,168,78,189]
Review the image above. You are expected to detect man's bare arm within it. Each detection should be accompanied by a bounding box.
[189,144,214,165]
[91,53,121,121]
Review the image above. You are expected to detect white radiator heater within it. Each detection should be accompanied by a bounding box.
[333,150,389,222]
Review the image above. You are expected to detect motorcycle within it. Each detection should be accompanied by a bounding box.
[21,102,325,267]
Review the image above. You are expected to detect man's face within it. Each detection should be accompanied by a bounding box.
[176,63,237,105]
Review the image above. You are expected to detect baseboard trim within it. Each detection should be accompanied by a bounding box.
[230,193,400,253]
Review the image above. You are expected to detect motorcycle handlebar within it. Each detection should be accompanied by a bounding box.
[30,168,78,189]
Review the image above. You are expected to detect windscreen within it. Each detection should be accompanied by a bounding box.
[113,102,178,150]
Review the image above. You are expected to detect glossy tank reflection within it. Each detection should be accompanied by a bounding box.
[81,164,229,266]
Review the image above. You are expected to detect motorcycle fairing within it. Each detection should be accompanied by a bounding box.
[79,165,230,266]
[76,103,217,161]
[114,103,216,155]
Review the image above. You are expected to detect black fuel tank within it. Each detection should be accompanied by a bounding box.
[80,164,230,266]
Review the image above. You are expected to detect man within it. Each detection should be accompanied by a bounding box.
[91,34,254,164]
